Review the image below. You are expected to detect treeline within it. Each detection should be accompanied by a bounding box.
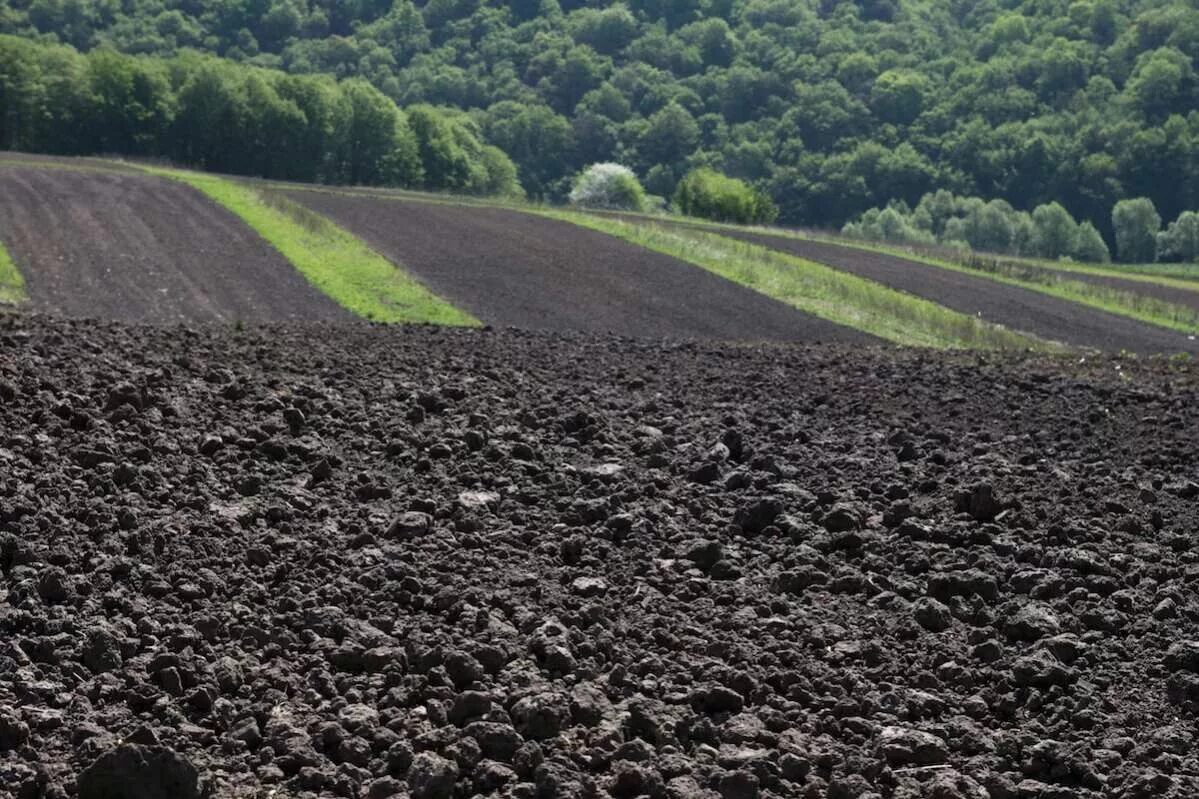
[0,36,522,195]
[2,0,1198,236]
[844,191,1199,264]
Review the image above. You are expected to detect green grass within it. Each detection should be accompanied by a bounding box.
[0,239,26,305]
[813,236,1199,336]
[140,166,477,326]
[1029,258,1199,285]
[0,157,134,175]
[851,238,1199,292]
[544,211,1054,351]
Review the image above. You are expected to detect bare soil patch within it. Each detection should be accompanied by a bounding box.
[285,191,867,343]
[0,313,1197,798]
[0,167,351,323]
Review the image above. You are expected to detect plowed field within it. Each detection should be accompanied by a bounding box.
[1,313,1196,799]
[0,167,351,323]
[284,191,867,343]
[675,226,1199,354]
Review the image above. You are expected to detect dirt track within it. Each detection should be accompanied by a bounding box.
[669,226,1199,354]
[1,313,1197,798]
[0,167,351,323]
[284,191,867,344]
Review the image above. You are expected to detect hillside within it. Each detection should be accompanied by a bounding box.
[3,0,1199,240]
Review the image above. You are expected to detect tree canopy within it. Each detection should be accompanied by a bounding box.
[3,0,1199,237]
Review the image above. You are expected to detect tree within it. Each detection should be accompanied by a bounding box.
[570,6,639,55]
[870,70,927,125]
[1031,202,1080,259]
[673,167,776,224]
[482,101,573,200]
[1157,210,1199,261]
[1073,221,1111,263]
[568,162,646,211]
[637,101,698,167]
[1125,47,1194,121]
[338,79,421,186]
[1112,197,1162,262]
[83,49,173,156]
[962,200,1018,254]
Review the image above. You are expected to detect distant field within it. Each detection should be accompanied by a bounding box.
[0,165,352,324]
[2,153,1198,355]
[282,189,860,344]
[145,167,477,326]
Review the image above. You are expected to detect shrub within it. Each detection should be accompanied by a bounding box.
[673,167,777,224]
[568,163,647,211]
[1112,197,1161,262]
[1031,202,1079,259]
[1157,210,1199,262]
[844,205,933,246]
[1073,221,1111,262]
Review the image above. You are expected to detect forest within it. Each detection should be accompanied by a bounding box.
[2,0,1199,249]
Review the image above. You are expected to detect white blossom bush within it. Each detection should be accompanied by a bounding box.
[568,163,647,211]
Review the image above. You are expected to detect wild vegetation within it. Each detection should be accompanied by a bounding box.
[2,0,1199,245]
[146,165,479,324]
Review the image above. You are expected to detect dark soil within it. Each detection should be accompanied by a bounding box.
[672,226,1199,355]
[0,152,142,173]
[966,259,1199,316]
[284,191,867,344]
[0,167,352,324]
[2,312,1197,799]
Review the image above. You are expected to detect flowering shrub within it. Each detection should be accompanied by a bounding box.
[568,163,647,211]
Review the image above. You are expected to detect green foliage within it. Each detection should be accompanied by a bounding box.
[568,162,646,211]
[1074,222,1112,263]
[1031,202,1079,260]
[674,167,775,224]
[1157,210,1199,262]
[0,36,519,197]
[846,191,1113,264]
[1112,197,1161,263]
[3,0,1199,234]
[0,236,26,304]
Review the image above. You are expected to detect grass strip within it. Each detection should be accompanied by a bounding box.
[811,236,1199,336]
[1008,256,1199,287]
[830,236,1199,292]
[140,166,477,326]
[0,239,26,305]
[544,211,1053,351]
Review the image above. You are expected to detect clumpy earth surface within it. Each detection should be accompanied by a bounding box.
[0,313,1197,799]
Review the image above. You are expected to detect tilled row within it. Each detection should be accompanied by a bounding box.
[0,315,1196,799]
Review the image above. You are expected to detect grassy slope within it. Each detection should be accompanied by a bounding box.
[138,166,478,326]
[0,239,26,305]
[546,211,1052,351]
